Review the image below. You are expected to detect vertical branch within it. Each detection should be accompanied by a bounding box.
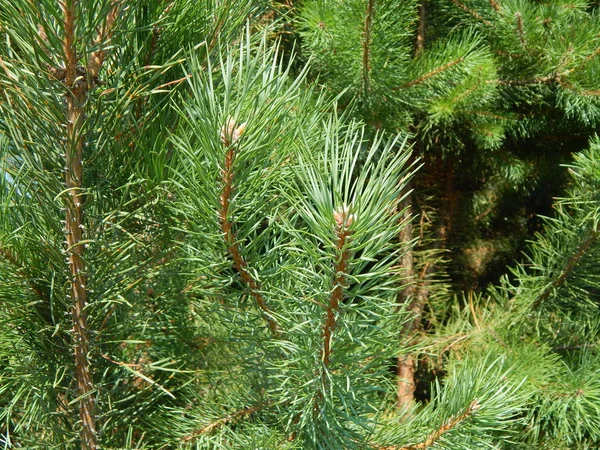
[317,205,353,408]
[362,0,375,95]
[515,12,527,49]
[415,1,426,56]
[397,159,456,410]
[63,1,96,449]
[396,186,417,409]
[398,10,427,407]
[219,118,279,336]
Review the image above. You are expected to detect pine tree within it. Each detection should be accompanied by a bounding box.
[2,0,600,449]
[297,0,600,412]
[0,0,263,447]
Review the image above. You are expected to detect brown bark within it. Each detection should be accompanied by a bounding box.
[397,0,427,405]
[62,2,118,448]
[397,159,457,410]
[322,206,352,368]
[362,0,374,94]
[396,186,417,409]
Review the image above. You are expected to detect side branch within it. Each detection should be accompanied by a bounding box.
[379,400,481,450]
[531,228,598,310]
[219,118,279,336]
[88,2,120,80]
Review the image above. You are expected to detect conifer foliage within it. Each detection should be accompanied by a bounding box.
[1,1,600,449]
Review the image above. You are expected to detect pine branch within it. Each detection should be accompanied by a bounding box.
[361,0,375,94]
[531,228,598,310]
[0,246,48,302]
[489,0,500,12]
[379,400,481,450]
[219,117,279,336]
[181,403,270,442]
[449,0,492,26]
[397,57,465,89]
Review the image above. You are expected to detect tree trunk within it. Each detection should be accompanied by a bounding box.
[397,184,417,409]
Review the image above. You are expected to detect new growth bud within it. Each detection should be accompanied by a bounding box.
[220,116,246,146]
[333,204,355,230]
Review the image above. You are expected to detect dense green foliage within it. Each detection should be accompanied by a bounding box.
[1,1,599,449]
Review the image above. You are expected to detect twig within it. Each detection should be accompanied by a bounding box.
[492,47,600,87]
[515,12,527,50]
[101,354,175,399]
[552,341,600,352]
[436,333,470,366]
[153,74,192,90]
[88,1,120,80]
[144,1,175,67]
[315,206,353,412]
[468,291,480,331]
[491,74,557,86]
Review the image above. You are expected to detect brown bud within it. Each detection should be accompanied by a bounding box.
[220,116,246,145]
[333,204,355,230]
